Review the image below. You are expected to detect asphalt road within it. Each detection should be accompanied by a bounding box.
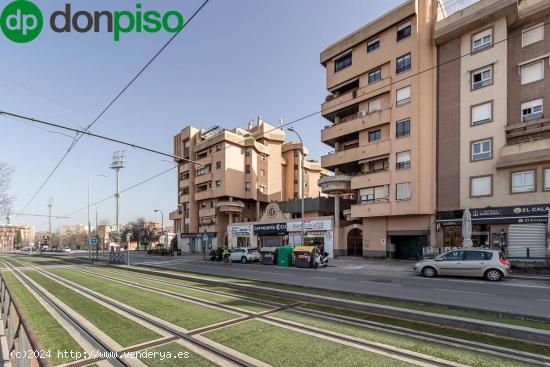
[73,252,550,319]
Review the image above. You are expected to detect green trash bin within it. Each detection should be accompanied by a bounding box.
[277,245,293,267]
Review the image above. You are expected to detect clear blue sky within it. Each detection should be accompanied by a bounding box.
[0,0,403,231]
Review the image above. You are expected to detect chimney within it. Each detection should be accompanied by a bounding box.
[257,115,264,127]
[247,120,254,131]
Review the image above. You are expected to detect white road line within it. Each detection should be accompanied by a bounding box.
[500,284,550,289]
[310,276,337,280]
[434,288,493,296]
[359,281,400,287]
[535,299,550,302]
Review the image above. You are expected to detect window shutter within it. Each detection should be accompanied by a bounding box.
[368,99,381,112]
[374,185,388,199]
[472,102,492,123]
[396,86,411,102]
[396,151,411,163]
[471,176,491,196]
[545,169,550,189]
[521,61,544,85]
[522,22,544,47]
[396,183,411,200]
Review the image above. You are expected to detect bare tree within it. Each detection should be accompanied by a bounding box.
[0,163,14,216]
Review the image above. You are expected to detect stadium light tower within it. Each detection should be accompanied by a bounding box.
[110,151,127,242]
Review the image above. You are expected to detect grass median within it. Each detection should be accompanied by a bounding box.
[2,272,84,365]
[140,342,218,367]
[24,271,161,347]
[274,309,537,367]
[204,319,414,367]
[48,268,239,330]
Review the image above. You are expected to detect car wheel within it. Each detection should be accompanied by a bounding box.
[241,257,247,264]
[485,269,503,282]
[422,266,437,278]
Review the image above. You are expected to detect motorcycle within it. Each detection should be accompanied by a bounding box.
[313,251,329,269]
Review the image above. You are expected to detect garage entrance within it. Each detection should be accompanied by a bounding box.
[347,228,363,256]
[392,235,426,260]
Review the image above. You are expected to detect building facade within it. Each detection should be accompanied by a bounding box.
[318,0,438,259]
[170,117,326,250]
[435,0,550,260]
[0,225,35,250]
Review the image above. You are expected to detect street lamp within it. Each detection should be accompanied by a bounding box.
[287,127,305,246]
[154,209,165,247]
[88,174,106,248]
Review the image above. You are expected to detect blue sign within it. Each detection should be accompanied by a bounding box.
[89,238,98,246]
[202,233,209,242]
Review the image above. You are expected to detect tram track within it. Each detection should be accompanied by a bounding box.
[73,266,550,367]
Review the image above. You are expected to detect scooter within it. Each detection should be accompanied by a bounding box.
[313,252,329,269]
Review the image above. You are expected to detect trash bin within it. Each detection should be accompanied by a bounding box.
[260,247,278,265]
[293,246,317,268]
[277,245,293,267]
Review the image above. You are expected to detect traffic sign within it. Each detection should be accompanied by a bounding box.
[89,238,98,246]
[202,232,209,242]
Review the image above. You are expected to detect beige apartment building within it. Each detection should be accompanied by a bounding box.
[0,225,35,250]
[170,117,325,249]
[435,0,550,260]
[318,0,438,258]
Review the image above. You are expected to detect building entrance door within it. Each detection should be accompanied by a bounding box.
[347,229,363,256]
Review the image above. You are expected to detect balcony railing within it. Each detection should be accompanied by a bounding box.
[437,0,481,21]
[396,161,411,170]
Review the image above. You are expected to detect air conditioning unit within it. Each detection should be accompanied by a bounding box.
[357,110,367,117]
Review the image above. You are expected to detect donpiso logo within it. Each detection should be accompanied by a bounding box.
[0,0,43,43]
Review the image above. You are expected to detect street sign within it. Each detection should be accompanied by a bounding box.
[89,238,98,246]
[126,233,132,243]
[202,232,209,242]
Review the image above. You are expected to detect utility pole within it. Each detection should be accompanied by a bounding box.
[88,174,106,258]
[154,209,165,247]
[110,151,127,261]
[47,197,54,250]
[288,127,305,246]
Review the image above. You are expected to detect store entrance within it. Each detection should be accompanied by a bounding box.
[393,236,426,260]
[347,228,363,256]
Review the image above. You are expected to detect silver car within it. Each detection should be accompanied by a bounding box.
[413,249,510,281]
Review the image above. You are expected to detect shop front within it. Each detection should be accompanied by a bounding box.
[254,223,288,247]
[437,204,550,260]
[287,217,334,258]
[178,232,217,253]
[227,224,254,248]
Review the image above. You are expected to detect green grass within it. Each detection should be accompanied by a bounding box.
[49,268,239,330]
[0,257,27,267]
[204,320,414,367]
[142,266,550,331]
[140,342,218,367]
[2,272,84,365]
[24,271,161,347]
[81,268,273,313]
[300,303,550,356]
[274,309,536,367]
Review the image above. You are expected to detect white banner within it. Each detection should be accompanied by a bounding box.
[287,218,332,232]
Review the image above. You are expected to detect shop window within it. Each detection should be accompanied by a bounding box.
[511,170,535,193]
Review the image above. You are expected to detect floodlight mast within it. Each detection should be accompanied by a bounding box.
[110,151,127,247]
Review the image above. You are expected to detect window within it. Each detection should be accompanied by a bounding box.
[294,179,299,185]
[396,151,411,169]
[520,61,544,85]
[464,251,493,261]
[396,86,411,106]
[521,99,543,122]
[245,165,251,174]
[260,153,267,160]
[359,185,389,204]
[368,98,382,113]
[544,169,550,191]
[471,66,492,90]
[471,102,492,125]
[396,119,410,138]
[196,167,207,176]
[396,21,411,41]
[368,129,381,142]
[259,169,265,176]
[368,68,381,84]
[245,182,251,191]
[216,161,221,169]
[472,28,492,52]
[512,171,535,193]
[294,164,298,171]
[259,185,266,193]
[470,175,492,197]
[216,144,222,151]
[471,139,492,161]
[522,22,544,47]
[396,53,411,73]
[245,148,251,157]
[294,149,299,157]
[440,251,463,261]
[396,182,411,201]
[367,38,380,53]
[215,180,221,187]
[334,52,352,72]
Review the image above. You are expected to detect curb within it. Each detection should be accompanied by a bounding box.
[111,264,550,345]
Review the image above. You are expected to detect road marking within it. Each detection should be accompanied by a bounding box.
[310,276,337,281]
[359,281,400,287]
[500,284,550,289]
[535,299,550,302]
[434,288,493,296]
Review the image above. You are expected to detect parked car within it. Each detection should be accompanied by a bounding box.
[64,247,72,253]
[229,248,260,264]
[413,249,510,281]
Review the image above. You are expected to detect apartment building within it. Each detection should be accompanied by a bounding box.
[170,116,325,249]
[435,0,550,260]
[318,0,438,258]
[0,225,35,250]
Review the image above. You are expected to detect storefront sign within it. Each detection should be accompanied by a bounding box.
[253,223,287,235]
[437,204,550,224]
[180,232,216,239]
[287,218,333,232]
[228,224,253,234]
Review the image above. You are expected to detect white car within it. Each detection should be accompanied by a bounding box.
[229,248,260,264]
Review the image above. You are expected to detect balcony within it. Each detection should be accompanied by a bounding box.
[318,175,353,195]
[199,207,216,217]
[351,201,391,218]
[179,163,189,173]
[343,209,359,221]
[321,77,391,116]
[351,171,391,190]
[322,109,391,146]
[169,210,182,221]
[496,138,550,169]
[216,200,245,214]
[179,194,189,203]
[179,179,189,189]
[195,172,212,185]
[195,189,212,201]
[321,140,391,170]
[506,119,550,143]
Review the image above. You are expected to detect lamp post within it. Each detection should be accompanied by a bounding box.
[88,174,106,252]
[154,209,165,248]
[287,127,305,246]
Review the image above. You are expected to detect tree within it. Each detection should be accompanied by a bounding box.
[121,217,161,249]
[13,230,22,247]
[0,163,14,215]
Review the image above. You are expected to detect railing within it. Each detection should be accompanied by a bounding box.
[1,273,50,367]
[437,0,481,21]
[396,161,411,170]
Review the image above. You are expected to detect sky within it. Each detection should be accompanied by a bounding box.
[0,0,403,231]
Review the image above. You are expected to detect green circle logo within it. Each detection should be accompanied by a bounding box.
[0,0,43,43]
